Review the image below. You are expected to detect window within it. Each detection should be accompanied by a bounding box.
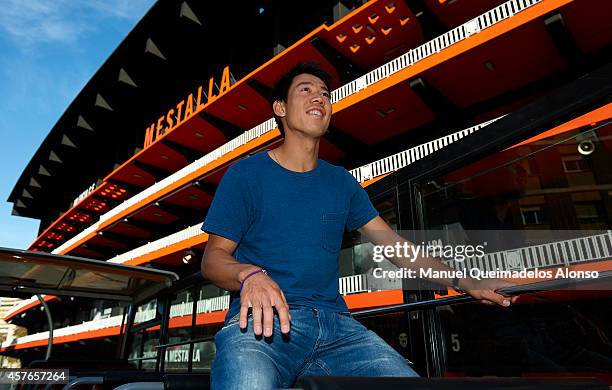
[562,156,589,173]
[574,203,601,223]
[167,289,195,343]
[520,207,547,225]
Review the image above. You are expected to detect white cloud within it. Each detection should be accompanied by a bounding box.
[85,0,154,20]
[0,0,154,46]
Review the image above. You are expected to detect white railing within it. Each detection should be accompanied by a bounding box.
[3,297,37,319]
[339,274,369,295]
[196,295,230,314]
[443,231,612,272]
[134,307,157,324]
[349,117,500,182]
[108,224,203,264]
[53,0,541,255]
[1,315,123,348]
[134,295,232,322]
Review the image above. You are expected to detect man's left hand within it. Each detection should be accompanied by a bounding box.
[460,278,519,307]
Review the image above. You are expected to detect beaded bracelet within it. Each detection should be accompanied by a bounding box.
[240,268,267,291]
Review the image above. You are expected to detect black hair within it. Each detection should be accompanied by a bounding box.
[270,62,331,134]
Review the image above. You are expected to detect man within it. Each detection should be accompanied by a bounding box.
[201,63,516,389]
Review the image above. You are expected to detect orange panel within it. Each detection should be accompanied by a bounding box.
[344,289,404,310]
[319,0,423,69]
[130,205,180,225]
[422,22,565,109]
[332,85,435,144]
[562,0,612,54]
[205,84,273,131]
[423,0,508,28]
[164,115,226,156]
[137,142,189,172]
[163,185,213,210]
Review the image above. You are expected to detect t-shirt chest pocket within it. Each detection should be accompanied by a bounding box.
[322,211,346,253]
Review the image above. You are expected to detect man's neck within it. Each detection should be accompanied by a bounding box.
[272,132,320,173]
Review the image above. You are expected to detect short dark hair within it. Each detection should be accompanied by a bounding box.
[270,62,331,134]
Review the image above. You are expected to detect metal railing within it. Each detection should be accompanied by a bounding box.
[349,117,500,182]
[108,224,203,264]
[339,274,369,295]
[442,231,612,272]
[1,315,123,348]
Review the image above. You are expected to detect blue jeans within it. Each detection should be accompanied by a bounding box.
[211,306,418,389]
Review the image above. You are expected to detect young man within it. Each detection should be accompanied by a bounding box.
[201,63,516,389]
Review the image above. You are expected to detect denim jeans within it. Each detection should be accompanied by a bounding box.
[211,306,418,389]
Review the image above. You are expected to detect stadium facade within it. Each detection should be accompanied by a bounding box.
[2,0,611,380]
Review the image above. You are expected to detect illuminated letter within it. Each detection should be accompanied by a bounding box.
[156,115,165,138]
[176,100,185,124]
[184,93,194,119]
[166,108,175,130]
[144,124,155,147]
[208,77,217,102]
[196,85,205,110]
[219,66,231,95]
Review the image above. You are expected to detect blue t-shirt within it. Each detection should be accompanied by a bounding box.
[201,151,378,323]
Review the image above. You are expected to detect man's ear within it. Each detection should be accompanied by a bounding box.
[273,100,286,117]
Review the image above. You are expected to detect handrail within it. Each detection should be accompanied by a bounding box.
[353,271,612,319]
[52,0,542,256]
[155,337,214,350]
[126,356,158,362]
[353,295,475,319]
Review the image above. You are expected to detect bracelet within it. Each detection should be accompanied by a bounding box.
[240,268,267,291]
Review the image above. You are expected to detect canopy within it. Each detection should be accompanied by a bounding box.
[0,247,177,303]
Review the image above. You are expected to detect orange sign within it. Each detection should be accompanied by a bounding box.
[144,66,232,148]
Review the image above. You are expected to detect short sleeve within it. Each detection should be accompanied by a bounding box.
[345,171,379,231]
[201,164,252,243]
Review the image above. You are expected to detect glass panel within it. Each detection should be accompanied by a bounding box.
[134,298,158,325]
[127,325,159,371]
[191,340,217,373]
[420,124,612,233]
[168,289,195,343]
[358,312,415,362]
[141,327,160,371]
[0,248,176,300]
[436,296,612,378]
[0,260,66,287]
[164,344,191,373]
[127,330,143,366]
[194,285,228,339]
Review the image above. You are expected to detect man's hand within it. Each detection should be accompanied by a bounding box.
[239,269,291,337]
[461,278,519,307]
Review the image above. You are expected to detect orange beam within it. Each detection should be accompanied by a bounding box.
[0,325,120,352]
[508,103,612,149]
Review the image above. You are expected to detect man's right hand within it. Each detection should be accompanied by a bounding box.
[238,268,291,337]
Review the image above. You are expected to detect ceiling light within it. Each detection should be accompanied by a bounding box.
[183,249,196,264]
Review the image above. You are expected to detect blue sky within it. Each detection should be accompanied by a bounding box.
[0,0,155,249]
